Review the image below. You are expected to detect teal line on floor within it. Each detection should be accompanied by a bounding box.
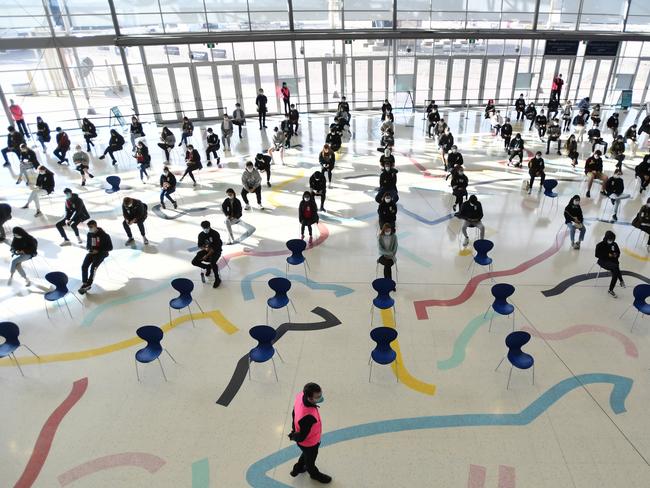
[192,458,209,488]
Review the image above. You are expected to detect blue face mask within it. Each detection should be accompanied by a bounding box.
[314,395,324,404]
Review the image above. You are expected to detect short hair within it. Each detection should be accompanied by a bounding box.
[303,382,322,398]
[200,220,210,229]
[226,188,235,194]
[87,220,97,227]
[246,161,254,167]
[123,197,133,205]
[63,188,72,194]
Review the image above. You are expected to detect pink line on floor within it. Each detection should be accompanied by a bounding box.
[522,324,638,358]
[14,378,89,488]
[498,465,516,488]
[467,464,486,488]
[57,452,166,486]
[413,230,567,320]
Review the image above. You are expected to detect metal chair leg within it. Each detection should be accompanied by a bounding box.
[247,356,252,380]
[488,314,494,332]
[506,365,513,390]
[275,348,285,363]
[495,355,506,371]
[157,357,168,382]
[135,359,140,382]
[11,353,25,377]
[532,364,535,385]
[168,306,172,327]
[187,304,196,327]
[22,344,40,358]
[631,310,640,332]
[368,359,373,382]
[266,306,270,325]
[290,299,297,314]
[44,300,50,319]
[483,304,491,319]
[165,349,178,363]
[395,361,399,383]
[370,303,375,327]
[271,357,279,382]
[63,296,73,319]
[194,299,205,314]
[620,304,633,319]
[286,306,291,324]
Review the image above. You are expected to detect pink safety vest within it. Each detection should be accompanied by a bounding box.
[293,393,322,447]
[10,105,23,121]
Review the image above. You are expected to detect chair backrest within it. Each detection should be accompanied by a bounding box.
[543,179,558,196]
[505,330,530,351]
[268,277,291,296]
[249,325,277,344]
[473,239,494,257]
[370,326,398,351]
[171,278,194,296]
[45,271,69,292]
[136,325,164,345]
[286,239,306,257]
[0,322,20,345]
[372,278,395,296]
[633,284,650,305]
[491,283,515,302]
[106,175,121,190]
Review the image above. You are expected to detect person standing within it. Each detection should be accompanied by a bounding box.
[53,127,71,164]
[241,161,263,210]
[179,144,202,186]
[0,204,12,242]
[550,74,564,101]
[256,88,268,129]
[22,165,54,217]
[527,151,546,194]
[222,188,243,245]
[458,195,485,246]
[310,170,327,212]
[179,116,194,147]
[289,103,300,134]
[255,152,272,187]
[595,230,625,298]
[35,116,51,151]
[72,145,94,186]
[281,82,291,114]
[573,110,587,143]
[546,119,562,155]
[159,166,177,209]
[438,127,454,171]
[129,116,145,153]
[337,96,349,113]
[450,165,468,212]
[9,99,29,136]
[377,192,397,230]
[232,103,246,138]
[78,220,113,294]
[288,382,332,484]
[280,113,293,148]
[221,115,233,151]
[122,197,149,245]
[8,227,37,287]
[192,220,222,288]
[561,100,573,132]
[427,106,441,138]
[299,191,319,244]
[564,195,585,249]
[56,188,90,246]
[81,118,97,151]
[205,128,221,167]
[158,127,176,163]
[134,141,151,183]
[514,94,526,122]
[98,129,125,165]
[319,144,335,188]
[2,126,24,167]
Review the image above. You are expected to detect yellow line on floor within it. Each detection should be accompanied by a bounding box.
[379,309,437,396]
[0,309,238,367]
[622,247,650,262]
[267,171,305,207]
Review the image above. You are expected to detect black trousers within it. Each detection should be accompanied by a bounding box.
[378,256,394,280]
[312,191,326,210]
[241,186,262,205]
[206,145,219,162]
[283,98,290,114]
[81,252,107,285]
[158,143,173,161]
[160,188,176,204]
[233,120,244,137]
[453,190,467,207]
[56,218,82,239]
[102,144,122,162]
[537,127,546,138]
[261,168,271,184]
[300,223,313,237]
[1,147,18,163]
[528,119,535,131]
[53,147,68,163]
[123,219,146,239]
[516,110,524,121]
[323,168,332,183]
[192,249,220,280]
[502,135,511,150]
[258,111,266,128]
[84,134,95,151]
[546,138,561,154]
[529,171,545,190]
[509,151,523,165]
[563,119,571,131]
[15,119,29,136]
[293,443,321,477]
[598,260,623,291]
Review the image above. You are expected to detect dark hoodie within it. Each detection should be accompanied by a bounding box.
[595,231,619,264]
[459,196,483,221]
[310,171,326,193]
[563,196,584,224]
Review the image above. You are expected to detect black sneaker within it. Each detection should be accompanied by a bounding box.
[173,201,178,209]
[586,190,591,198]
[608,289,617,298]
[161,202,166,209]
[612,214,618,221]
[212,279,221,289]
[200,272,206,283]
[310,472,332,484]
[290,466,307,477]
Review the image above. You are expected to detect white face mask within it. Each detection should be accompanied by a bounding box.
[203,228,210,234]
[384,198,392,203]
[246,167,253,172]
[303,197,310,202]
[572,200,579,205]
[13,235,22,239]
[383,231,391,236]
[228,195,234,200]
[607,240,614,244]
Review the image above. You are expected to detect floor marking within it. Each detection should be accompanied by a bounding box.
[266,172,305,207]
[521,324,638,358]
[15,378,89,488]
[622,247,650,261]
[0,310,237,367]
[152,204,214,220]
[498,465,516,488]
[216,307,341,406]
[245,373,632,487]
[192,458,210,488]
[379,309,437,396]
[57,453,166,486]
[541,271,650,297]
[414,230,567,320]
[467,464,487,488]
[397,204,455,226]
[240,267,354,301]
[437,313,494,370]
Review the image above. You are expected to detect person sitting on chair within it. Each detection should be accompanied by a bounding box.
[508,133,525,167]
[122,197,149,246]
[584,150,607,198]
[191,220,222,288]
[179,144,202,186]
[310,170,327,212]
[635,154,650,193]
[222,188,244,245]
[377,192,397,231]
[595,230,624,298]
[8,227,37,287]
[604,170,629,222]
[458,195,484,246]
[78,220,113,294]
[564,195,585,250]
[449,165,468,212]
[527,151,546,194]
[98,129,125,165]
[377,223,398,281]
[632,197,650,253]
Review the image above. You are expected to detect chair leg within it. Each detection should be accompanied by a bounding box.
[275,348,285,363]
[495,355,506,371]
[135,359,140,382]
[266,306,270,325]
[395,361,399,383]
[271,357,279,382]
[531,364,535,385]
[631,310,640,332]
[370,303,375,327]
[488,313,494,332]
[483,304,491,319]
[506,365,513,390]
[63,296,73,319]
[44,300,50,319]
[303,261,308,280]
[285,262,289,278]
[168,306,172,327]
[157,357,168,382]
[392,304,397,326]
[187,304,196,328]
[11,353,25,377]
[511,311,515,331]
[22,344,40,359]
[286,306,291,324]
[165,349,178,363]
[290,299,297,314]
[194,299,205,314]
[620,304,633,319]
[70,291,84,306]
[247,356,252,380]
[368,359,373,383]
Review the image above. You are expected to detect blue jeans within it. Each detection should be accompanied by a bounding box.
[567,222,585,243]
[160,188,176,204]
[10,253,33,278]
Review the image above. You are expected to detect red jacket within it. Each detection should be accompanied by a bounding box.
[10,104,23,121]
[551,77,564,91]
[281,86,290,100]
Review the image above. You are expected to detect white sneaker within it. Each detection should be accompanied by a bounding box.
[60,240,71,246]
[24,279,31,287]
[245,205,251,211]
[77,236,83,244]
[227,239,234,245]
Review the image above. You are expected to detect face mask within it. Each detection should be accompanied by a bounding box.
[13,235,22,239]
[228,195,234,200]
[607,240,614,244]
[88,229,96,234]
[247,167,253,172]
[65,194,72,200]
[203,229,210,234]
[303,197,310,202]
[127,205,133,208]
[383,231,391,236]
[459,172,464,176]
[573,200,579,205]
[313,395,324,404]
[385,198,391,203]
[39,172,45,176]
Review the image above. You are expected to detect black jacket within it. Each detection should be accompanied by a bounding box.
[524,105,537,120]
[310,173,327,193]
[20,148,39,169]
[160,172,176,190]
[595,239,620,264]
[378,200,397,223]
[588,128,601,141]
[130,121,145,136]
[381,102,392,114]
[63,194,90,222]
[337,101,349,113]
[86,228,112,255]
[427,111,441,124]
[438,133,454,151]
[207,133,220,148]
[325,132,342,150]
[122,199,148,222]
[82,120,97,137]
[299,199,319,225]
[640,116,650,135]
[256,94,268,112]
[459,200,483,221]
[605,177,623,196]
[535,114,547,127]
[563,202,583,224]
[501,123,513,138]
[255,154,272,172]
[186,149,202,167]
[585,156,603,174]
[606,115,619,129]
[109,132,125,149]
[11,233,38,256]
[633,205,650,229]
[379,168,398,191]
[0,203,11,224]
[610,140,625,156]
[509,138,524,152]
[197,228,222,255]
[379,154,395,167]
[319,152,335,170]
[451,173,468,195]
[624,127,637,141]
[528,156,545,175]
[447,152,463,167]
[515,98,526,111]
[547,125,561,140]
[289,108,299,121]
[36,169,55,194]
[36,121,51,141]
[222,197,243,219]
[7,131,24,150]
[182,120,194,135]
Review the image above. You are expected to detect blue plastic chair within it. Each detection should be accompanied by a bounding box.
[620,284,650,332]
[539,179,559,213]
[469,239,494,278]
[286,239,309,279]
[105,175,121,194]
[495,331,534,389]
[248,325,284,381]
[169,278,204,328]
[44,271,81,319]
[369,327,398,383]
[370,278,396,327]
[484,283,516,332]
[135,325,177,381]
[266,277,296,324]
[0,322,39,376]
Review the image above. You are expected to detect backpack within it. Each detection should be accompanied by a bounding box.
[59,132,70,149]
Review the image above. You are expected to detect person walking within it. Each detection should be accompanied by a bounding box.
[241,161,263,210]
[280,113,293,148]
[310,170,327,212]
[319,144,335,188]
[158,127,176,163]
[2,126,24,167]
[129,116,145,153]
[81,118,97,151]
[514,94,526,122]
[427,106,441,138]
[122,197,149,245]
[78,220,113,294]
[192,220,222,288]
[255,152,272,187]
[9,99,29,136]
[299,191,319,244]
[7,227,37,287]
[72,145,94,186]
[222,188,243,244]
[458,195,485,246]
[232,103,246,138]
[281,82,291,114]
[288,382,332,484]
[22,165,54,217]
[205,128,221,166]
[179,117,194,147]
[256,88,268,129]
[564,195,585,249]
[98,129,125,165]
[179,144,202,186]
[595,230,625,298]
[56,188,90,246]
[134,141,151,183]
[527,151,546,194]
[159,166,177,209]
[35,116,51,151]
[377,223,398,281]
[221,114,233,151]
[0,204,12,242]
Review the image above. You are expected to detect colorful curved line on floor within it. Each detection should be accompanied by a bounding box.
[15,378,89,488]
[216,307,341,406]
[192,458,210,488]
[522,324,638,358]
[266,172,305,207]
[0,310,237,367]
[437,313,494,370]
[151,204,215,220]
[379,309,436,396]
[319,211,375,224]
[240,267,354,301]
[541,271,650,297]
[57,453,166,486]
[246,373,632,487]
[414,230,567,320]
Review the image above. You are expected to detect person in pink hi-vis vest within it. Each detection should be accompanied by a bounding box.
[550,74,564,102]
[9,99,30,137]
[287,382,332,484]
[280,82,291,115]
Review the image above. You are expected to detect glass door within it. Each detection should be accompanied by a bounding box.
[257,62,279,113]
[216,64,238,117]
[371,58,388,109]
[633,59,650,105]
[353,59,369,109]
[305,58,344,111]
[414,58,431,107]
[591,59,613,104]
[194,64,220,119]
[171,66,198,119]
[431,59,448,105]
[449,58,466,105]
[465,58,483,104]
[306,60,324,111]
[149,66,176,124]
[325,59,343,110]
